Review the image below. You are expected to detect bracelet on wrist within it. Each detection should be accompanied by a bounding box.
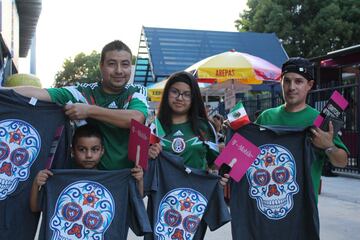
[324,145,337,156]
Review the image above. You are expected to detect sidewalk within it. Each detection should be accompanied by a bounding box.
[318,175,360,240]
[128,175,360,239]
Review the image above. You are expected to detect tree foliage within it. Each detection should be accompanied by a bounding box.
[235,0,360,57]
[54,51,101,87]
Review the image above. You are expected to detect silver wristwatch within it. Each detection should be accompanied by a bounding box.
[325,145,337,156]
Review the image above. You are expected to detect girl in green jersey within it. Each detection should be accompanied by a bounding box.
[148,71,228,184]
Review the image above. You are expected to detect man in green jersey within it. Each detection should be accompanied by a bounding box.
[5,40,148,170]
[255,57,348,202]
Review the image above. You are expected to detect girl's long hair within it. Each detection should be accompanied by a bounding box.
[157,71,208,139]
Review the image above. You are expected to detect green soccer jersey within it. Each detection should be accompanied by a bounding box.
[152,119,219,170]
[255,104,348,202]
[47,82,148,170]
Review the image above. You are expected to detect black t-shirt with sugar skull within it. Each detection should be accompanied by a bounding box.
[38,169,151,239]
[229,124,319,240]
[0,89,71,240]
[144,151,231,240]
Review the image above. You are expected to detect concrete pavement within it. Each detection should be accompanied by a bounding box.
[317,175,360,240]
[128,175,360,239]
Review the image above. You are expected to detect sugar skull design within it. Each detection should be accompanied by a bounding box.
[155,188,208,240]
[50,181,115,240]
[0,119,41,200]
[246,144,299,220]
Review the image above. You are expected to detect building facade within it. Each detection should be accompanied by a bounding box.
[0,0,41,85]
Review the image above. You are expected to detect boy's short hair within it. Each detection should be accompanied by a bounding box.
[72,124,104,147]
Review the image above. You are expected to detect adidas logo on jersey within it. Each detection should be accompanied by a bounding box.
[107,101,118,109]
[173,130,184,137]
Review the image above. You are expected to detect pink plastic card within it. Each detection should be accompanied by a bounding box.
[215,133,260,182]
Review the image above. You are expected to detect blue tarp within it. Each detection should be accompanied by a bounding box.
[137,27,288,82]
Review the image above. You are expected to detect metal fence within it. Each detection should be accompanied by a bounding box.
[239,83,360,174]
[309,83,360,174]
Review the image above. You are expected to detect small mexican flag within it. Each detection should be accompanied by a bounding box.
[227,101,250,130]
[149,117,165,144]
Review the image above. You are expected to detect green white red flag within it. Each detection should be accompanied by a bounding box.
[227,101,250,130]
[149,117,164,144]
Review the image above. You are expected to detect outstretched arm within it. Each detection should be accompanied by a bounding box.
[3,86,51,101]
[64,103,145,128]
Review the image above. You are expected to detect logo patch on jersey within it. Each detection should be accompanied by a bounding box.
[172,137,186,153]
[173,130,184,137]
[0,119,41,200]
[50,181,115,240]
[246,144,299,220]
[155,188,207,240]
[107,101,118,109]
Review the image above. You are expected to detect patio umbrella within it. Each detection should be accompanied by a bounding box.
[147,80,167,102]
[185,50,281,84]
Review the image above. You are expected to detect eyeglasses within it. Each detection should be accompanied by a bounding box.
[169,88,192,101]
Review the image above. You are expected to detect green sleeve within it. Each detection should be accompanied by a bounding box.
[46,88,78,105]
[254,109,272,125]
[254,114,262,124]
[334,135,349,153]
[204,121,219,166]
[206,145,219,167]
[128,92,149,118]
